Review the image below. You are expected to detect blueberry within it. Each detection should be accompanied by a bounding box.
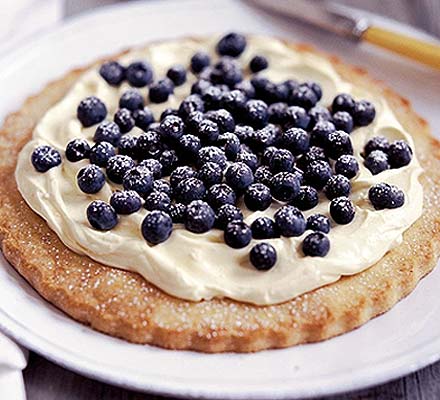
[210,57,243,87]
[170,166,196,188]
[250,243,277,270]
[332,93,355,114]
[175,177,206,204]
[197,119,220,143]
[289,85,318,110]
[99,61,125,86]
[368,183,405,210]
[216,32,247,57]
[330,196,355,224]
[110,190,142,214]
[236,149,258,171]
[184,111,203,135]
[249,55,268,73]
[206,109,235,133]
[216,204,243,229]
[136,131,162,160]
[244,183,272,211]
[93,121,121,146]
[244,99,268,128]
[141,210,173,244]
[77,164,105,194]
[234,124,254,142]
[167,64,186,86]
[122,165,153,196]
[324,175,351,200]
[284,106,310,130]
[261,146,277,165]
[268,102,288,124]
[152,179,172,196]
[279,127,309,156]
[292,166,305,186]
[218,132,240,161]
[306,214,331,233]
[190,52,211,74]
[168,203,187,223]
[89,141,115,167]
[132,107,155,131]
[160,108,178,121]
[247,125,279,152]
[106,155,135,184]
[364,150,390,175]
[144,191,171,212]
[291,185,319,211]
[308,105,332,127]
[364,136,390,156]
[283,79,299,92]
[119,89,144,111]
[159,115,184,141]
[304,160,332,190]
[126,61,153,87]
[65,139,90,162]
[353,100,376,126]
[225,162,254,192]
[234,80,256,99]
[205,183,236,210]
[191,79,212,96]
[268,149,294,173]
[388,140,413,168]
[302,82,322,101]
[332,111,353,133]
[159,150,179,176]
[202,86,223,110]
[335,154,359,179]
[221,90,247,116]
[87,200,118,231]
[302,232,330,257]
[251,217,278,239]
[296,146,328,171]
[114,108,135,133]
[139,158,162,179]
[274,205,306,237]
[178,94,205,120]
[184,200,216,233]
[197,162,223,187]
[224,221,252,248]
[309,125,332,153]
[77,96,107,127]
[178,134,202,160]
[149,78,174,103]
[197,146,227,169]
[258,81,289,104]
[325,130,353,160]
[254,165,273,186]
[271,171,300,202]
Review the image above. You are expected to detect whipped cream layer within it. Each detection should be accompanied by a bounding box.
[15,36,423,305]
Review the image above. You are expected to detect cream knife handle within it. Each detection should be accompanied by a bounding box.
[363,26,440,71]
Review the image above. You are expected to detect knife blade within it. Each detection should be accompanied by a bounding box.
[248,0,369,40]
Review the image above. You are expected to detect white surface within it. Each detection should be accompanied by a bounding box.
[0,1,439,398]
[0,334,27,400]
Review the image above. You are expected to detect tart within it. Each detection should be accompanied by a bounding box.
[1,34,440,352]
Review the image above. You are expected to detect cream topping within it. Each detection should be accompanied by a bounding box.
[15,36,423,305]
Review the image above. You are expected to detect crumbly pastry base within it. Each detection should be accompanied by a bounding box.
[1,38,440,353]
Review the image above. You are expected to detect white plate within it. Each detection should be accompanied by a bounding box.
[1,1,440,398]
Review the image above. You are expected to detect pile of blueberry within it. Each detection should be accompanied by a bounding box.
[31,32,412,271]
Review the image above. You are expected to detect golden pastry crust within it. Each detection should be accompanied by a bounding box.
[1,37,440,353]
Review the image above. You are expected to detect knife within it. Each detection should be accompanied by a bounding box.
[248,0,440,71]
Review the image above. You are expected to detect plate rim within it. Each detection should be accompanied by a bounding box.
[1,1,440,398]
